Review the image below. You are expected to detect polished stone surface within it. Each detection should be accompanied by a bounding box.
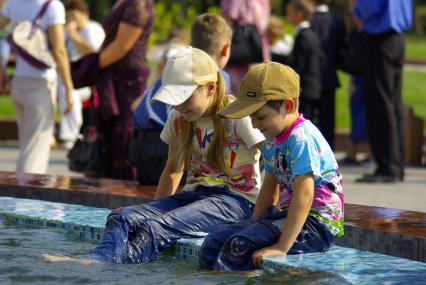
[344,204,426,238]
[0,171,157,208]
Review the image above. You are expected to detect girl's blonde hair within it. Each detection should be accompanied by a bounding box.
[174,72,231,175]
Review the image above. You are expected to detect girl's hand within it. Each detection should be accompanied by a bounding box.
[252,244,286,268]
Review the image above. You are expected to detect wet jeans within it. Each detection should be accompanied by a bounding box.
[199,207,336,271]
[91,186,254,263]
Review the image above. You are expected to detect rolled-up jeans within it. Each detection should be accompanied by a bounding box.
[91,185,254,264]
[199,207,336,271]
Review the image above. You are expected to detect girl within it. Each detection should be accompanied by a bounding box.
[91,47,265,263]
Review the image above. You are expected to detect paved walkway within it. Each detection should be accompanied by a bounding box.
[0,142,425,212]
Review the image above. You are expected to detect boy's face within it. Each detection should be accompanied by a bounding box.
[174,83,215,121]
[249,104,289,139]
[286,4,303,26]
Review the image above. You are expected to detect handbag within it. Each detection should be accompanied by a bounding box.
[7,0,56,69]
[228,23,264,65]
[68,94,108,177]
[339,30,367,76]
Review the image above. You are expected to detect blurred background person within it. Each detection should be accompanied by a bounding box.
[354,0,413,183]
[221,0,270,94]
[0,0,74,174]
[57,0,105,150]
[267,15,294,64]
[129,13,232,185]
[286,0,323,121]
[98,0,154,180]
[0,0,10,67]
[309,0,346,150]
[339,0,371,166]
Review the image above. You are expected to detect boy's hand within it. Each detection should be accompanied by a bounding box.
[252,243,286,268]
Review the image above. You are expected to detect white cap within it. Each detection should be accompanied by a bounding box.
[152,46,219,106]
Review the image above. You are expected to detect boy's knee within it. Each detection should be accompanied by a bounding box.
[214,236,256,270]
[222,236,255,265]
[199,235,223,269]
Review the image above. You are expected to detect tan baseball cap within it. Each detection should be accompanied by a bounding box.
[218,62,300,119]
[152,46,219,106]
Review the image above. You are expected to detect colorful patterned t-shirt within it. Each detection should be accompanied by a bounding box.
[262,115,344,236]
[161,109,265,204]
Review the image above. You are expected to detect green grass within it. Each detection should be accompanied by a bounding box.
[335,70,426,130]
[406,34,426,60]
[0,95,14,118]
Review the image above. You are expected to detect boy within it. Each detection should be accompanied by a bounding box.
[129,13,232,185]
[286,0,323,121]
[199,62,344,271]
[309,0,346,149]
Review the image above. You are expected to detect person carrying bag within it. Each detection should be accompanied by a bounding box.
[7,0,56,69]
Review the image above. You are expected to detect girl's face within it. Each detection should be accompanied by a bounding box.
[174,82,215,121]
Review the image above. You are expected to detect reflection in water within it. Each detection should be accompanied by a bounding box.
[0,218,351,285]
[69,177,101,189]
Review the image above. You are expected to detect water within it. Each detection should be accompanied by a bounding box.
[0,218,351,285]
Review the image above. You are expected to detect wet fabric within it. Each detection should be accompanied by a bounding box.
[199,207,335,271]
[91,185,254,264]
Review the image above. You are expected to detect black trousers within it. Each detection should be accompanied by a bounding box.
[364,31,405,178]
[318,88,336,150]
[128,134,168,185]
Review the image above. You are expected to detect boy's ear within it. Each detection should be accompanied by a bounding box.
[282,100,294,113]
[220,42,231,57]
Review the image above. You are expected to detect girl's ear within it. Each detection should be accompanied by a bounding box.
[207,81,216,95]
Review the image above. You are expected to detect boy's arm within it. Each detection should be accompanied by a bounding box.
[66,23,96,56]
[252,172,279,218]
[155,145,184,200]
[252,174,314,268]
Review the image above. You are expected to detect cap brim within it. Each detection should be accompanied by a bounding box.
[151,84,198,106]
[218,100,267,119]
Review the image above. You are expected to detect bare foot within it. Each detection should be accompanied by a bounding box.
[41,254,99,265]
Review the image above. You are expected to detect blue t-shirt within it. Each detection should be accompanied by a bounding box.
[133,69,231,130]
[262,115,344,236]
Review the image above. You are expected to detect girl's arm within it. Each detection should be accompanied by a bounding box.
[155,145,184,200]
[252,172,279,218]
[252,174,314,267]
[48,24,74,114]
[99,22,142,68]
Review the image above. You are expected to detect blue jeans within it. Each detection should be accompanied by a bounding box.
[91,186,254,263]
[199,207,336,271]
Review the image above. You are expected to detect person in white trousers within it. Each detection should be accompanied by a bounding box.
[58,0,105,150]
[0,0,74,174]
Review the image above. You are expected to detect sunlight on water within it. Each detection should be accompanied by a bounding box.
[0,218,351,285]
